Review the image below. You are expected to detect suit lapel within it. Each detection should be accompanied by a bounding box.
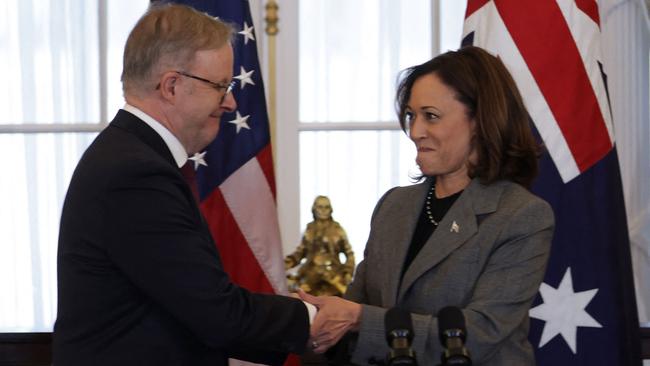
[383,181,430,306]
[397,179,503,302]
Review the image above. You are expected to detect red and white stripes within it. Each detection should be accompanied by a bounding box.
[219,150,287,295]
[200,147,288,296]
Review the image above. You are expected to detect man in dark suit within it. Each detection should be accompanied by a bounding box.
[54,4,312,365]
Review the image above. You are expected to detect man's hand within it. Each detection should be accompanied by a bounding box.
[298,289,362,354]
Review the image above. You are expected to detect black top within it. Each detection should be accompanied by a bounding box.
[401,181,462,279]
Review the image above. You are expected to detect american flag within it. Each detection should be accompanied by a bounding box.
[175,0,286,297]
[172,0,295,364]
[463,1,641,364]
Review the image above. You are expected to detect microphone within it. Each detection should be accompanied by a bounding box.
[437,306,471,366]
[384,307,417,366]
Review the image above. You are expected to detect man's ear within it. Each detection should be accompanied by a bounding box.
[159,71,179,101]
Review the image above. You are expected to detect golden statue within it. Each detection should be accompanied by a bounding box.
[285,196,355,296]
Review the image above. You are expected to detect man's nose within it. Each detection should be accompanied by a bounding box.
[221,92,237,112]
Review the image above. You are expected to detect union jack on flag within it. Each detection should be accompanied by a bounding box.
[463,1,641,364]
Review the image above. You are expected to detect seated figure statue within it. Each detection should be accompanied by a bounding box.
[285,196,355,296]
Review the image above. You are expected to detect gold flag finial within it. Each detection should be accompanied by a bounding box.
[265,1,279,36]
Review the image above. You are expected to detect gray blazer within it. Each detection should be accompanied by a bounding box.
[345,178,554,365]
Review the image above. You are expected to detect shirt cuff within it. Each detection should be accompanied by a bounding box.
[303,301,317,324]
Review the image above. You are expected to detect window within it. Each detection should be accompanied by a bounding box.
[0,0,149,332]
[276,1,467,261]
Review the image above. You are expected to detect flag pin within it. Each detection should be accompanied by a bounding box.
[450,221,460,233]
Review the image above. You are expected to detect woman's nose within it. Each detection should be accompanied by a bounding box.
[409,116,424,140]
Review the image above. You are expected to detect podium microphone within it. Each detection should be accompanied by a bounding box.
[437,306,471,366]
[384,307,417,366]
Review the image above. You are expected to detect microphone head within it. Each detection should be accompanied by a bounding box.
[437,306,467,345]
[384,307,414,344]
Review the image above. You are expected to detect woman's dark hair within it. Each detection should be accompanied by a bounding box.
[396,46,540,188]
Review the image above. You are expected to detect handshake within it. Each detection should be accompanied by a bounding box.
[294,289,362,354]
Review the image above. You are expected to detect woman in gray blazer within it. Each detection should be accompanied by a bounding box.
[301,46,554,366]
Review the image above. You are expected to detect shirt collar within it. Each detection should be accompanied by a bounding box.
[122,103,188,168]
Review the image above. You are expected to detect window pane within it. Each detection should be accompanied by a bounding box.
[0,133,96,331]
[0,1,100,124]
[299,0,432,123]
[439,1,467,53]
[299,130,418,261]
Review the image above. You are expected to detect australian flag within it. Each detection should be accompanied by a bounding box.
[462,0,641,364]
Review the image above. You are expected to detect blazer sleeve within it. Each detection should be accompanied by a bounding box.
[102,166,309,356]
[344,187,398,304]
[337,187,396,365]
[457,198,554,363]
[350,193,554,365]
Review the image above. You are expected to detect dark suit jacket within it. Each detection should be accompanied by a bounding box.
[345,178,554,365]
[54,110,308,366]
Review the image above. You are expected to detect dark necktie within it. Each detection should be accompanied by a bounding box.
[180,161,200,204]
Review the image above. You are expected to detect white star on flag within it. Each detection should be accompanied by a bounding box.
[228,111,251,133]
[188,151,207,170]
[234,66,255,89]
[529,267,602,354]
[238,22,255,44]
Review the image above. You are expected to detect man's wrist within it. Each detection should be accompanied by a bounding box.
[303,301,317,324]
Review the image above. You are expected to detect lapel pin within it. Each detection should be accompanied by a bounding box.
[450,221,460,233]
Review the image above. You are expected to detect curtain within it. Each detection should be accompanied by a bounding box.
[600,0,650,325]
[0,0,148,332]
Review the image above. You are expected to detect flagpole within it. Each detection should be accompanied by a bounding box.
[265,1,279,161]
